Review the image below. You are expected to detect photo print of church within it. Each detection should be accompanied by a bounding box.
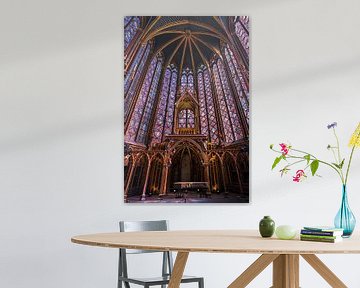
[124,16,249,203]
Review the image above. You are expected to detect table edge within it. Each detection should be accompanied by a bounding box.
[71,236,360,255]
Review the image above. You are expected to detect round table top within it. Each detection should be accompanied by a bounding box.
[71,230,360,254]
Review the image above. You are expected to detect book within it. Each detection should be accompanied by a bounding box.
[301,229,343,237]
[300,236,343,243]
[300,234,341,240]
[303,226,344,232]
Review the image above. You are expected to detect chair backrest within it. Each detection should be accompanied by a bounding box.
[119,220,169,254]
[118,220,173,284]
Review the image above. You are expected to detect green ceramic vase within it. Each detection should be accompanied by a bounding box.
[259,216,275,238]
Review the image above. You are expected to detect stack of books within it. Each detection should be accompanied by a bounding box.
[300,226,344,243]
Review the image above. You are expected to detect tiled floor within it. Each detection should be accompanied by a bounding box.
[126,193,249,203]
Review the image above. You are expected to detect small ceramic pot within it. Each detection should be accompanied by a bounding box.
[259,216,275,238]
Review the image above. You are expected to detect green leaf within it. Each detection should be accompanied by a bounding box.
[280,167,290,177]
[304,154,311,164]
[339,159,345,169]
[310,160,319,176]
[271,156,282,170]
[332,163,341,169]
[270,144,274,149]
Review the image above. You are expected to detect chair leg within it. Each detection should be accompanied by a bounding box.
[199,278,204,288]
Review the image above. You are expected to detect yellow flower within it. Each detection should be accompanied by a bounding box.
[349,122,360,148]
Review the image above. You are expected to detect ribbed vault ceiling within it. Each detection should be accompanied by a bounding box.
[139,16,231,69]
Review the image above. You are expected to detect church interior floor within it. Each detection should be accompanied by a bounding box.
[126,193,249,203]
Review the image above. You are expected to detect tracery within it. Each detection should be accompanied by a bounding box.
[124,16,140,50]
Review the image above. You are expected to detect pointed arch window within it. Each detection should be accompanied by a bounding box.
[124,16,140,50]
[126,54,164,144]
[234,17,249,55]
[164,68,177,136]
[212,59,243,143]
[151,64,178,143]
[178,109,195,128]
[197,65,219,144]
[124,43,151,120]
[224,45,249,122]
[180,68,194,95]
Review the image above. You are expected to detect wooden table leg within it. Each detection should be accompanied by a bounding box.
[228,254,279,288]
[168,252,189,288]
[272,254,299,288]
[301,254,347,288]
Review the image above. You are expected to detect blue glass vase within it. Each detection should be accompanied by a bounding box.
[334,185,356,237]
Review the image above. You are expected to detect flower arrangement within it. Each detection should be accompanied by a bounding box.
[270,122,360,185]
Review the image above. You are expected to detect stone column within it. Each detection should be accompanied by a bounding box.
[124,163,136,202]
[160,163,170,196]
[220,160,228,197]
[235,165,244,195]
[141,160,152,201]
[203,162,211,197]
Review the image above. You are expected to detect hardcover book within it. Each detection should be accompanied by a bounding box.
[300,236,343,243]
[303,226,344,232]
[301,229,343,237]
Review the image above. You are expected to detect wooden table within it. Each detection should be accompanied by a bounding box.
[71,230,360,288]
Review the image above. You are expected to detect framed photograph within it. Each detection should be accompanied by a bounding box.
[124,16,249,203]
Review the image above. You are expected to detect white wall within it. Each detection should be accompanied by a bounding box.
[1,0,360,287]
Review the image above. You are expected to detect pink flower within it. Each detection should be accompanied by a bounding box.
[293,170,306,182]
[279,143,289,155]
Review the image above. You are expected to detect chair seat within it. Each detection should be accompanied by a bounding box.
[119,275,203,285]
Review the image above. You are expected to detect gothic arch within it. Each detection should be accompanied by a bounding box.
[147,154,164,195]
[223,152,241,194]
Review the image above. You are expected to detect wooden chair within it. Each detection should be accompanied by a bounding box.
[118,220,204,288]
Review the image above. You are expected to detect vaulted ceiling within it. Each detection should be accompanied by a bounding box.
[138,16,233,70]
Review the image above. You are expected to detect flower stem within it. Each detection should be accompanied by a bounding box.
[345,146,356,185]
[285,159,306,168]
[270,147,343,181]
[345,130,360,185]
[333,128,342,164]
[291,148,317,159]
[285,155,344,182]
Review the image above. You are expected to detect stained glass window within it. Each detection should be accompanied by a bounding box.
[187,110,195,128]
[124,43,151,121]
[180,72,187,95]
[224,45,249,122]
[124,17,140,50]
[151,64,178,143]
[179,68,194,96]
[164,68,177,136]
[187,72,195,94]
[212,59,243,143]
[234,18,249,55]
[240,16,249,31]
[234,16,249,31]
[204,67,219,144]
[126,54,163,143]
[124,16,133,27]
[197,65,219,144]
[178,109,187,128]
[178,109,195,128]
[197,69,209,137]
